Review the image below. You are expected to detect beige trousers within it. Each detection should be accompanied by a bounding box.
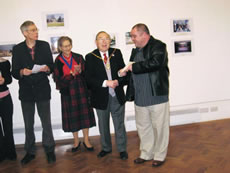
[135,102,169,161]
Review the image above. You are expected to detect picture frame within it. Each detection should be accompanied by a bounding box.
[0,43,16,58]
[109,33,118,48]
[171,18,193,35]
[42,11,68,30]
[125,32,134,45]
[172,39,194,56]
[49,35,62,54]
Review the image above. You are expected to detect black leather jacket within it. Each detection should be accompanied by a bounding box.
[126,36,169,101]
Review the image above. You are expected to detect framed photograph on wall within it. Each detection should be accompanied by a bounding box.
[43,11,68,29]
[125,32,134,45]
[49,35,62,54]
[109,33,118,48]
[171,18,193,35]
[172,39,194,56]
[0,43,16,58]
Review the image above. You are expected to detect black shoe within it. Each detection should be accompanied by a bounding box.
[83,142,94,151]
[21,153,35,165]
[0,157,5,163]
[46,152,56,164]
[152,160,165,167]
[72,142,81,152]
[120,151,128,160]
[97,150,112,158]
[134,157,147,164]
[6,153,17,161]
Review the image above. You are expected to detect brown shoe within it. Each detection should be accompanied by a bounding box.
[134,158,146,164]
[152,160,165,167]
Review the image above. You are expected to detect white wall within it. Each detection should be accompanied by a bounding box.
[1,0,230,144]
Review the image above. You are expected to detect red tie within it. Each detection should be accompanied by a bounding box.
[103,53,107,64]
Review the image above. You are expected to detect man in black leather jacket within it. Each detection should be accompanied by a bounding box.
[120,23,169,167]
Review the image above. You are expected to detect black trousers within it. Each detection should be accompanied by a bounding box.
[21,100,55,154]
[0,94,16,159]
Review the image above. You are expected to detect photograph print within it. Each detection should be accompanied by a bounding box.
[125,32,134,45]
[50,36,61,54]
[173,39,193,56]
[172,18,192,35]
[46,13,65,28]
[0,43,16,57]
[109,33,117,47]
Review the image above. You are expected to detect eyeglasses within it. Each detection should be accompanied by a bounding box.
[97,38,111,42]
[61,44,72,49]
[27,28,39,33]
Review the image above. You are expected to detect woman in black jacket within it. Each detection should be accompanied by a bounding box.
[0,57,17,163]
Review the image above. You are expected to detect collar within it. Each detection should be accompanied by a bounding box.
[99,51,108,59]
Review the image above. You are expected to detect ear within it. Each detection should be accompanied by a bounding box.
[22,31,28,38]
[143,32,149,39]
[95,40,98,47]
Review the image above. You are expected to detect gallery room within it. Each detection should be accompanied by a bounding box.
[0,0,230,172]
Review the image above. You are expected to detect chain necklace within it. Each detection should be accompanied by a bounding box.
[91,49,116,70]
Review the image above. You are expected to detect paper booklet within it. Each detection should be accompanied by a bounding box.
[32,64,46,74]
[120,62,134,73]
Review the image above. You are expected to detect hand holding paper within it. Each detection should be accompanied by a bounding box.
[40,65,50,73]
[119,62,134,77]
[32,64,47,74]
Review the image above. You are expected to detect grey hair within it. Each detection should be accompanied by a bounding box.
[57,36,72,53]
[20,20,35,33]
[95,31,111,40]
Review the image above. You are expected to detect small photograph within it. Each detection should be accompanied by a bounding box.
[109,33,117,47]
[0,44,16,57]
[125,32,134,45]
[172,19,192,35]
[173,40,193,56]
[50,36,61,54]
[46,13,64,28]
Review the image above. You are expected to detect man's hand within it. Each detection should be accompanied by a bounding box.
[106,80,119,89]
[127,64,133,72]
[21,68,32,76]
[119,63,133,76]
[119,69,127,77]
[40,65,50,73]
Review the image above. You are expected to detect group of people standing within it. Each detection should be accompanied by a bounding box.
[0,20,170,168]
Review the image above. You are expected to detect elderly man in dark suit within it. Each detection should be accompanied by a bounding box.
[85,31,128,160]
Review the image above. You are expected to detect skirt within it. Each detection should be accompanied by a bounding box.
[61,75,96,132]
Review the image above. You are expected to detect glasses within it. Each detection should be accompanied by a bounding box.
[61,44,72,49]
[27,28,39,33]
[97,38,111,42]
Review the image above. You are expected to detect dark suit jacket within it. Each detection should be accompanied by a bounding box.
[11,40,53,101]
[85,48,126,110]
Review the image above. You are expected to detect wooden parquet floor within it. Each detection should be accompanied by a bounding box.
[1,119,230,173]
